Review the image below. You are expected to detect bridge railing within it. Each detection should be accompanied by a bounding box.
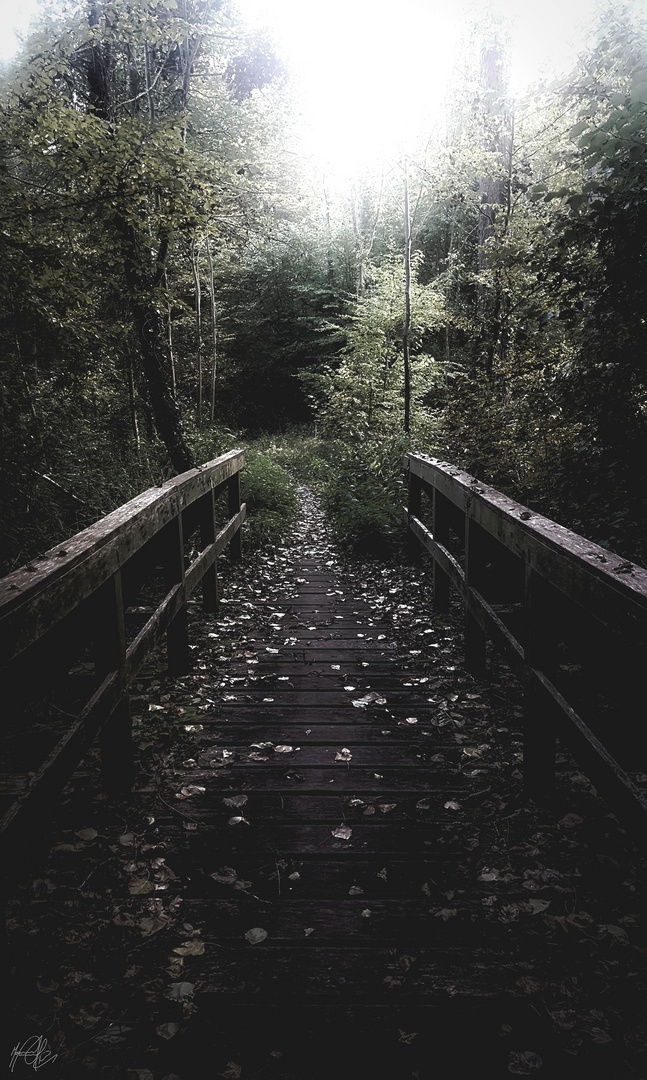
[0,449,245,851]
[404,452,647,845]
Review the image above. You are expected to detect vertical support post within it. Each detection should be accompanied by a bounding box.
[523,565,557,793]
[464,516,487,675]
[95,570,134,792]
[164,513,190,674]
[432,487,451,613]
[407,464,422,561]
[201,488,219,614]
[229,468,242,562]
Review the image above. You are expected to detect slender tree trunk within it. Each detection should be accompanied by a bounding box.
[144,43,156,121]
[476,39,512,375]
[127,356,140,454]
[403,158,412,436]
[323,176,335,289]
[163,270,176,395]
[206,237,218,422]
[190,239,203,422]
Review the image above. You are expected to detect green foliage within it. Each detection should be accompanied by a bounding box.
[240,450,298,548]
[308,255,451,445]
[319,434,407,556]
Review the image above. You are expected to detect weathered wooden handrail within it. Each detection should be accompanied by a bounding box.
[404,452,647,846]
[0,449,246,851]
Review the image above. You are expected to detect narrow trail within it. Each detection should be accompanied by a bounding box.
[6,487,647,1078]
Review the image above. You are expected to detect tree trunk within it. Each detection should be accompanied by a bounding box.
[403,158,412,436]
[85,1,194,475]
[476,39,512,374]
[206,237,218,422]
[190,239,203,422]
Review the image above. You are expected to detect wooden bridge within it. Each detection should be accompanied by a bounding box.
[2,450,647,1078]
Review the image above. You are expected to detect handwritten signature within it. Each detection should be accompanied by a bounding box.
[9,1036,58,1072]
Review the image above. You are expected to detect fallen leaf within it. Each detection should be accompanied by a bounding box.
[248,752,269,761]
[288,872,300,881]
[478,869,500,882]
[119,832,136,845]
[349,885,364,895]
[274,745,294,754]
[75,827,98,842]
[139,914,169,937]
[444,800,461,811]
[228,816,249,826]
[603,924,628,940]
[245,927,268,944]
[399,1030,418,1044]
[173,940,205,956]
[335,748,353,762]
[434,908,457,920]
[165,981,195,1000]
[210,867,238,885]
[176,785,206,799]
[156,1022,180,1040]
[331,825,352,840]
[184,725,203,733]
[183,821,198,831]
[352,692,387,709]
[416,800,430,810]
[508,1050,543,1074]
[129,877,155,895]
[528,898,551,914]
[304,927,314,936]
[220,1064,242,1080]
[377,868,388,880]
[223,795,248,808]
[250,742,273,751]
[379,803,396,813]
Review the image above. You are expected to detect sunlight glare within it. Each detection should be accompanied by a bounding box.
[236,0,634,179]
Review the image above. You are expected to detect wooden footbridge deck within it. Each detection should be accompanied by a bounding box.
[2,451,647,1078]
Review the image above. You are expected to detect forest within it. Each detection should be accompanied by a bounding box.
[1,0,647,570]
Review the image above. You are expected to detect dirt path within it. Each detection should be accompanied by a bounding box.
[6,486,647,1078]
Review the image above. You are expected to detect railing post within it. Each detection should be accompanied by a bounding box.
[229,469,242,562]
[95,570,134,793]
[407,464,422,561]
[164,514,190,674]
[201,489,219,614]
[464,516,487,675]
[432,487,451,613]
[523,565,557,793]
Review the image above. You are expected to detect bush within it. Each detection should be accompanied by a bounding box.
[240,450,299,548]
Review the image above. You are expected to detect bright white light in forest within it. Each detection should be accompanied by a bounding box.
[237,0,640,178]
[0,0,39,61]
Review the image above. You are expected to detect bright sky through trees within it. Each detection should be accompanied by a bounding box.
[1,0,645,178]
[236,0,615,177]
